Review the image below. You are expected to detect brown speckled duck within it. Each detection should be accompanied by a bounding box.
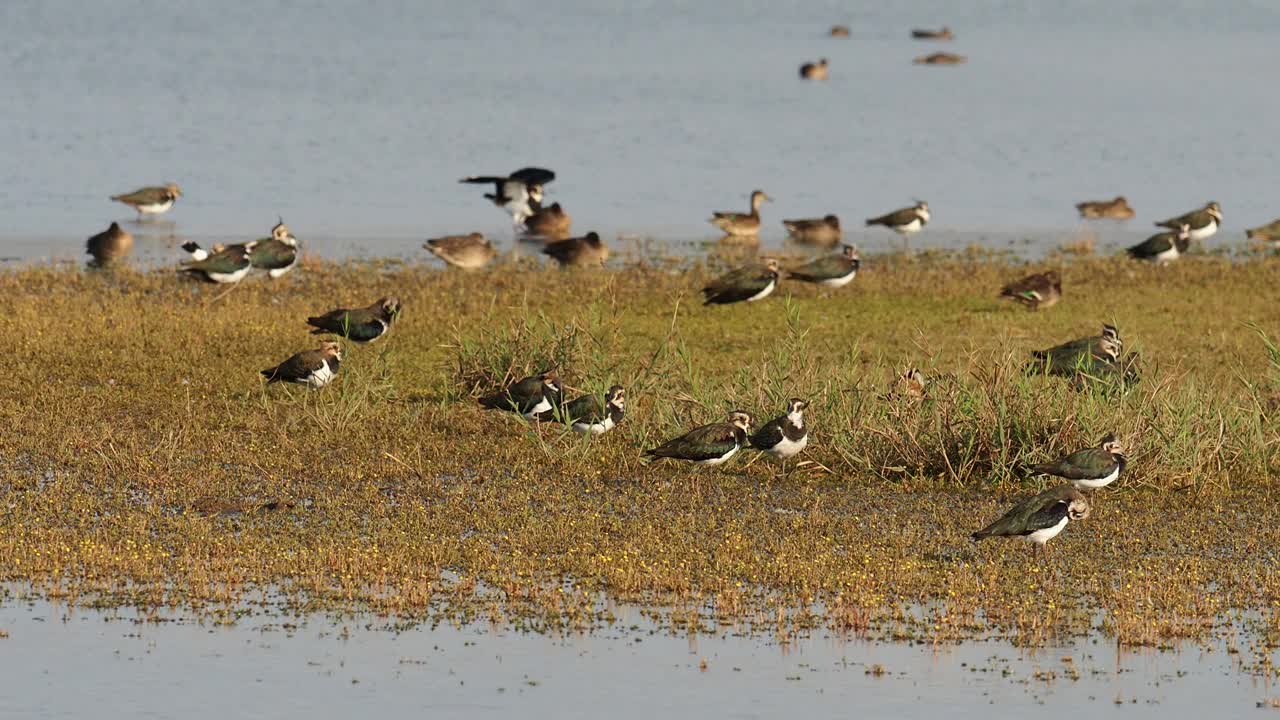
[522,201,572,240]
[542,231,608,267]
[782,214,841,245]
[85,222,133,266]
[829,25,850,37]
[911,26,954,40]
[425,233,497,270]
[710,190,771,237]
[1076,196,1135,219]
[913,52,966,65]
[799,58,829,80]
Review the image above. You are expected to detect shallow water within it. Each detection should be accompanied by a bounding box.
[2,600,1275,718]
[2,1,1277,262]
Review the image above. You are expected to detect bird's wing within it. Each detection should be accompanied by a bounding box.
[749,419,784,450]
[508,167,556,186]
[112,186,167,204]
[565,394,605,424]
[648,423,737,460]
[789,256,852,281]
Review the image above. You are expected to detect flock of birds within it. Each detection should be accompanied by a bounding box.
[70,20,1280,556]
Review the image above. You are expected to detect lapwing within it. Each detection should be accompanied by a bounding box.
[1245,219,1280,244]
[179,243,253,284]
[829,25,850,37]
[459,167,555,226]
[85,222,133,266]
[479,371,563,421]
[306,296,401,343]
[999,270,1062,311]
[913,52,966,65]
[749,398,809,475]
[425,233,497,269]
[702,258,781,305]
[542,231,608,267]
[644,411,753,466]
[710,190,770,237]
[111,183,182,220]
[1027,433,1126,491]
[558,385,626,436]
[1075,196,1134,219]
[1127,224,1190,264]
[1029,324,1125,379]
[247,219,299,278]
[1155,201,1221,241]
[911,26,954,40]
[522,201,572,241]
[799,59,829,80]
[261,341,342,388]
[892,367,927,399]
[787,244,860,288]
[782,214,842,245]
[866,201,929,237]
[971,485,1090,557]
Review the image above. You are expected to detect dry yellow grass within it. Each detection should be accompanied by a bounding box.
[1,252,1279,646]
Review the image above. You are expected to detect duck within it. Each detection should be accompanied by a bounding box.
[999,270,1062,311]
[541,231,608,267]
[1155,201,1221,241]
[913,52,966,65]
[911,26,954,40]
[1127,224,1191,264]
[787,245,860,288]
[261,342,342,388]
[710,190,771,237]
[749,398,809,475]
[829,25,851,37]
[782,214,842,245]
[306,296,401,343]
[1075,196,1135,219]
[424,233,497,270]
[971,485,1091,557]
[702,258,781,305]
[478,372,563,421]
[180,243,253,284]
[110,183,182,219]
[459,167,555,225]
[1027,433,1126,491]
[522,201,572,240]
[1245,219,1280,244]
[799,58,829,80]
[644,411,754,466]
[866,201,929,236]
[85,222,133,266]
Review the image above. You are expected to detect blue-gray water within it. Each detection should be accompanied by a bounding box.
[2,1,1278,262]
[2,600,1275,719]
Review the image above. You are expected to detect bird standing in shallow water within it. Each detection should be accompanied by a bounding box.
[459,167,555,227]
[306,297,401,343]
[261,342,342,388]
[971,485,1090,558]
[866,201,929,243]
[782,215,842,246]
[702,258,780,305]
[799,59,829,80]
[111,183,182,220]
[645,411,753,466]
[1027,434,1126,490]
[85,222,133,267]
[1075,196,1134,219]
[999,270,1061,311]
[710,190,771,237]
[749,398,809,476]
[522,201,573,241]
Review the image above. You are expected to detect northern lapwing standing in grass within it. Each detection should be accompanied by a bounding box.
[866,201,929,239]
[306,296,401,343]
[179,243,253,284]
[1155,201,1221,242]
[782,215,842,246]
[1029,324,1133,385]
[971,485,1090,557]
[644,411,754,466]
[111,183,182,220]
[522,201,572,241]
[1127,224,1190,264]
[702,258,781,305]
[557,385,626,435]
[85,222,133,267]
[425,233,497,270]
[459,167,556,226]
[999,270,1062,311]
[829,25,850,37]
[247,219,299,278]
[799,58,829,80]
[710,190,771,237]
[913,52,966,65]
[479,371,563,420]
[911,26,954,40]
[893,367,927,399]
[542,231,608,267]
[261,341,342,388]
[1027,433,1126,490]
[749,398,809,475]
[1246,219,1280,244]
[787,245,860,288]
[1075,196,1134,219]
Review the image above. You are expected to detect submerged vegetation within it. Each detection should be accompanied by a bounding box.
[2,251,1280,651]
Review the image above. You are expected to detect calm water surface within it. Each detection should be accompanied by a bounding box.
[1,1,1278,262]
[2,600,1276,719]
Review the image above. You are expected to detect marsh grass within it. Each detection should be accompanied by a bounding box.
[2,253,1280,646]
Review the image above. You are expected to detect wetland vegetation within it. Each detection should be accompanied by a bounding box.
[2,249,1279,658]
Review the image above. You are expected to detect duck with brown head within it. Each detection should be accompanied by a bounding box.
[710,190,770,237]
